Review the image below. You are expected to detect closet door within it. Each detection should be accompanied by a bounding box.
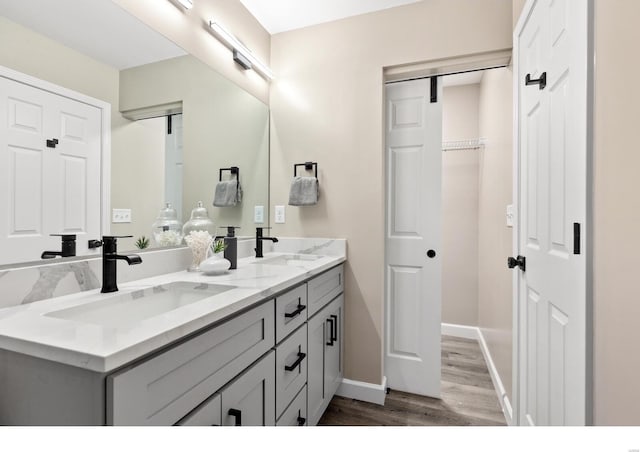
[0,76,102,264]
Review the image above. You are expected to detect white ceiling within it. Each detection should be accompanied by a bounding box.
[240,0,422,34]
[0,0,186,70]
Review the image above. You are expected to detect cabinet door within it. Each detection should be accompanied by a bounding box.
[324,295,344,398]
[275,324,307,418]
[307,294,344,426]
[306,305,327,426]
[220,351,275,426]
[177,394,221,426]
[276,385,307,427]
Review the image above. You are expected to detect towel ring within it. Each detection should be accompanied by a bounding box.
[219,166,240,190]
[293,162,318,178]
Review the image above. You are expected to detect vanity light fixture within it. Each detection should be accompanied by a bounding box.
[208,20,274,80]
[176,0,193,9]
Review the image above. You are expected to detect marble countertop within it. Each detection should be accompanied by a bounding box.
[0,250,345,373]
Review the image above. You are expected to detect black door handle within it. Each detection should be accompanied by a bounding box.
[507,255,526,272]
[525,72,547,90]
[326,317,335,346]
[284,300,307,318]
[427,249,436,258]
[46,138,59,148]
[285,351,307,372]
[228,408,242,426]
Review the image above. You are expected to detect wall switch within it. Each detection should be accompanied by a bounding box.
[254,205,264,224]
[112,208,132,223]
[506,204,514,228]
[275,205,285,224]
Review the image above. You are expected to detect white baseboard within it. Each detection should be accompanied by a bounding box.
[441,322,479,340]
[442,323,514,425]
[336,376,387,406]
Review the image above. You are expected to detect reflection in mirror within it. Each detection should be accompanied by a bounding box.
[0,1,269,266]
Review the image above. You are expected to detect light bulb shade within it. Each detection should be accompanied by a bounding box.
[209,20,274,80]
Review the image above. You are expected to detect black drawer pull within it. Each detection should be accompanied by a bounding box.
[297,416,306,426]
[285,352,306,372]
[326,317,335,346]
[330,314,338,343]
[228,408,242,426]
[284,300,306,318]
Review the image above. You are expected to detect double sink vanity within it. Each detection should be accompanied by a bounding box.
[0,240,346,426]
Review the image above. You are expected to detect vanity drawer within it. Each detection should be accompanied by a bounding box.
[177,394,221,426]
[276,385,307,426]
[275,324,307,418]
[275,284,308,343]
[107,300,275,426]
[307,264,343,317]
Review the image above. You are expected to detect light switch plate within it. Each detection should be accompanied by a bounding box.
[506,204,514,227]
[254,205,264,224]
[275,205,285,224]
[112,208,132,223]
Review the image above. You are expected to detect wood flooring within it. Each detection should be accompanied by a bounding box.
[318,335,507,426]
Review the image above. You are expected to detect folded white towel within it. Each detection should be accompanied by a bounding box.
[213,180,242,207]
[288,176,319,206]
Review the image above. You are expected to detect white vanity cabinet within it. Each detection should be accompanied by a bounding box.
[0,263,345,426]
[307,293,344,426]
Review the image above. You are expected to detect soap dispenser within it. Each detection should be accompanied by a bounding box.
[218,226,240,269]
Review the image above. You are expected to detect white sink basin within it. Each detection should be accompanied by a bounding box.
[255,254,322,266]
[45,282,235,328]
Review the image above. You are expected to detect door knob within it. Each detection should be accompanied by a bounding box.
[426,250,436,258]
[507,255,526,272]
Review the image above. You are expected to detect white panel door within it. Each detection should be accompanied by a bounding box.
[0,76,102,264]
[385,77,442,397]
[516,0,588,426]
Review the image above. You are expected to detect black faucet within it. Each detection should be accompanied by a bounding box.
[255,227,278,258]
[101,236,142,293]
[41,234,77,259]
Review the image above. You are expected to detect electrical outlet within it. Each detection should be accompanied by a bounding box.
[254,205,264,224]
[275,205,285,224]
[112,208,132,223]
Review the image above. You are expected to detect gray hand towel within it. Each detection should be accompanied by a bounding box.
[288,176,319,206]
[213,180,243,207]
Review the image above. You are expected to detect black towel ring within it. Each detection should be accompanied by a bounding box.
[293,162,318,178]
[219,166,240,190]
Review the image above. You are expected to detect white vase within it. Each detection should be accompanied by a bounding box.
[200,253,231,275]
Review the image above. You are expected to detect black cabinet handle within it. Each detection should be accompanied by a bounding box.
[284,299,306,318]
[326,317,335,346]
[330,314,338,343]
[285,352,306,372]
[228,408,242,426]
[297,416,306,426]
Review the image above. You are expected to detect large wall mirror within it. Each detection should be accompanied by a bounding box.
[0,0,269,266]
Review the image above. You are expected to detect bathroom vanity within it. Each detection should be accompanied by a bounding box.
[0,249,345,426]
